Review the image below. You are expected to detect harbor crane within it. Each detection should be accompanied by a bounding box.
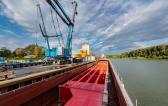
[38,0,77,64]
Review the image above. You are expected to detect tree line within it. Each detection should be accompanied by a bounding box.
[0,44,45,59]
[107,44,168,59]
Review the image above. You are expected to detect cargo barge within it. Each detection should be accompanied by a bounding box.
[0,59,133,106]
[0,0,134,105]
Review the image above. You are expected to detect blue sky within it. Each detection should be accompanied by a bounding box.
[0,0,168,55]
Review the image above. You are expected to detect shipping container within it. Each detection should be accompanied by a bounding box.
[0,57,5,63]
[56,47,63,56]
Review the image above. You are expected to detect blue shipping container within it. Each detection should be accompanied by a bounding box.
[0,57,5,63]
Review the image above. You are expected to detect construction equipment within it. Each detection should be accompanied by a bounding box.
[75,50,87,58]
[74,43,96,62]
[34,45,38,57]
[34,32,39,57]
[0,57,5,63]
[38,0,77,64]
[75,43,90,58]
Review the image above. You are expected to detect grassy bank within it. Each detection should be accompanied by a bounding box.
[107,56,168,60]
[107,44,168,60]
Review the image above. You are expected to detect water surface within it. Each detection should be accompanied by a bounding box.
[112,59,168,106]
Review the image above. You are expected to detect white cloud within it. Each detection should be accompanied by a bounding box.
[73,37,87,46]
[133,42,148,49]
[99,0,168,54]
[1,0,168,54]
[2,0,37,29]
[0,34,26,50]
[32,32,42,39]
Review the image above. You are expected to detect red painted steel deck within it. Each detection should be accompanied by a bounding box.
[59,61,108,106]
[0,62,96,106]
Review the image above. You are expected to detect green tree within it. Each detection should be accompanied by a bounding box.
[0,47,12,57]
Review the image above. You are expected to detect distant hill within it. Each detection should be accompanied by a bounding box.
[107,44,168,59]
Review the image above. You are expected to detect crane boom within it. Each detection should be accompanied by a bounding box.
[46,0,72,25]
[37,3,65,58]
[72,1,78,24]
[46,0,77,58]
[37,4,50,51]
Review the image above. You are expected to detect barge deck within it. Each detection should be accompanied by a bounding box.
[0,60,133,106]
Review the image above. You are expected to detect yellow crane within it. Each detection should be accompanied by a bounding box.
[75,50,87,58]
[34,45,38,57]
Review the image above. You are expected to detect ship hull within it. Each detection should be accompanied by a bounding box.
[0,60,133,106]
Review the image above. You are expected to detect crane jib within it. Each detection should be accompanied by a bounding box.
[39,0,78,61]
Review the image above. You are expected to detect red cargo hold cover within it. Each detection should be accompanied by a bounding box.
[59,61,108,106]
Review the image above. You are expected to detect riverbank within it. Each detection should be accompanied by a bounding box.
[107,56,168,60]
[107,44,168,60]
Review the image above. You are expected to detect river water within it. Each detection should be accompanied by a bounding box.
[112,59,168,106]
